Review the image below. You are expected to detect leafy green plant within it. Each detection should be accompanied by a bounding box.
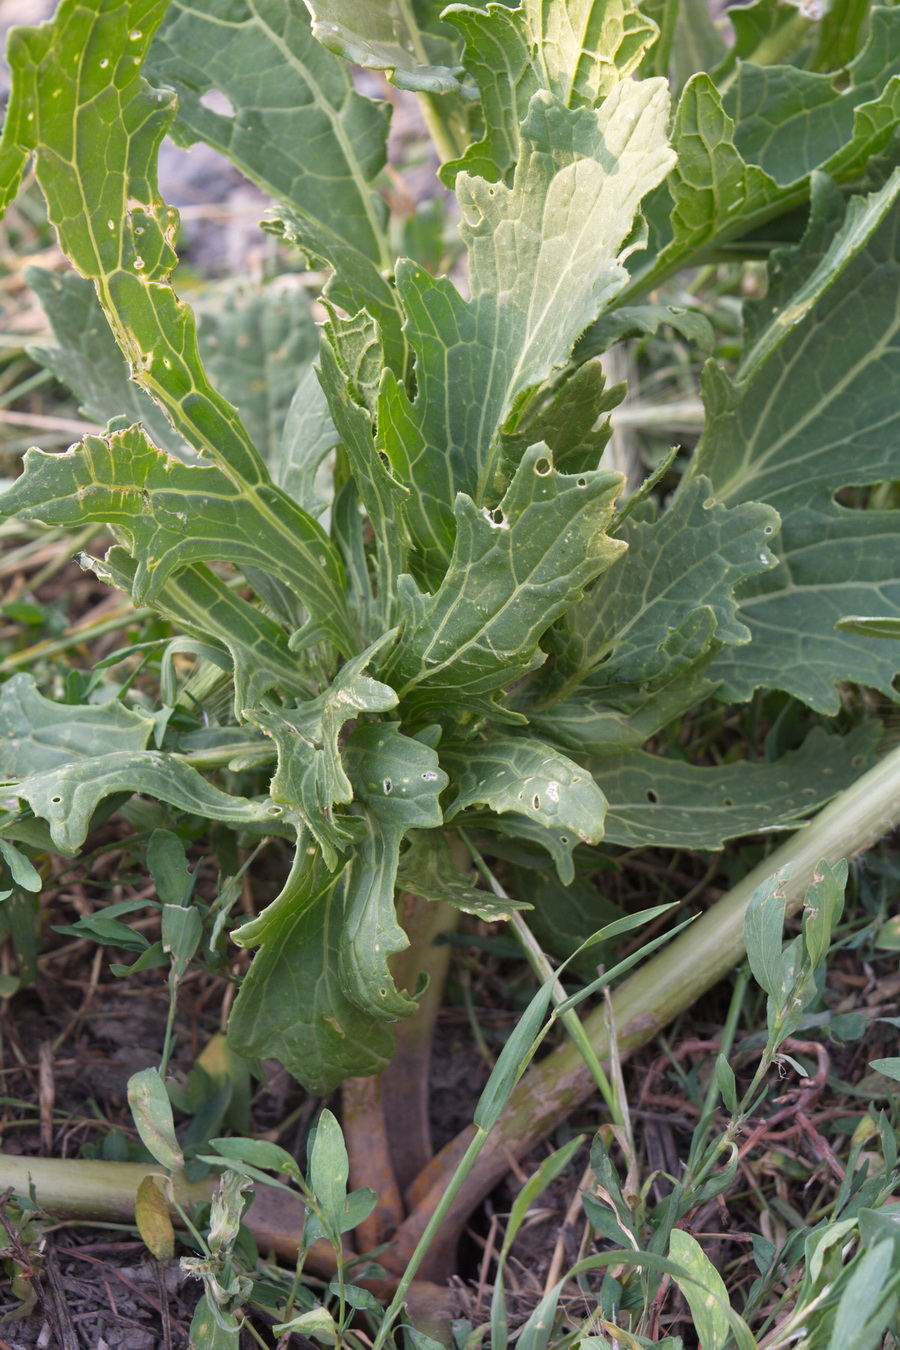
[1,0,900,1316]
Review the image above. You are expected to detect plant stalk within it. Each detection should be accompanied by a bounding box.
[381,892,461,1195]
[0,1155,333,1271]
[384,742,900,1280]
[342,1073,405,1247]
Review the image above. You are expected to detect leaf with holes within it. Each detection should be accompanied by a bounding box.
[229,849,396,1092]
[378,81,674,580]
[689,170,900,711]
[381,446,626,719]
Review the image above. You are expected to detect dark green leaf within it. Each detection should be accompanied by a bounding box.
[249,635,399,867]
[146,0,405,371]
[0,840,41,894]
[308,1108,349,1232]
[209,1137,299,1177]
[595,723,879,848]
[0,673,154,776]
[513,870,622,979]
[814,0,871,73]
[147,830,194,907]
[339,723,447,1020]
[162,904,203,978]
[525,662,720,759]
[690,170,900,710]
[802,858,848,970]
[9,751,281,854]
[670,0,727,92]
[494,361,622,483]
[383,446,625,717]
[229,850,395,1093]
[725,22,900,189]
[552,474,779,691]
[744,865,793,999]
[442,738,608,847]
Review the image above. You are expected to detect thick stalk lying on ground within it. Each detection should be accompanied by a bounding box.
[382,740,900,1280]
[0,1154,454,1321]
[0,1156,330,1272]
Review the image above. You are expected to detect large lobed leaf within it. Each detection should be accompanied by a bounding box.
[9,752,280,854]
[339,723,448,1021]
[689,169,900,711]
[228,850,396,1094]
[0,0,356,654]
[378,81,675,580]
[624,7,900,298]
[0,425,356,652]
[0,675,279,853]
[382,446,625,720]
[440,0,658,183]
[0,674,154,774]
[549,474,779,695]
[145,0,406,371]
[229,723,449,1089]
[442,738,609,849]
[596,723,881,848]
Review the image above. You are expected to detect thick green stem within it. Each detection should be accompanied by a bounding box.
[0,1158,210,1222]
[386,743,900,1280]
[417,94,469,165]
[0,1155,330,1271]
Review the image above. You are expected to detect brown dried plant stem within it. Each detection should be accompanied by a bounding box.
[383,892,462,1192]
[341,893,461,1240]
[382,741,900,1280]
[342,1073,405,1248]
